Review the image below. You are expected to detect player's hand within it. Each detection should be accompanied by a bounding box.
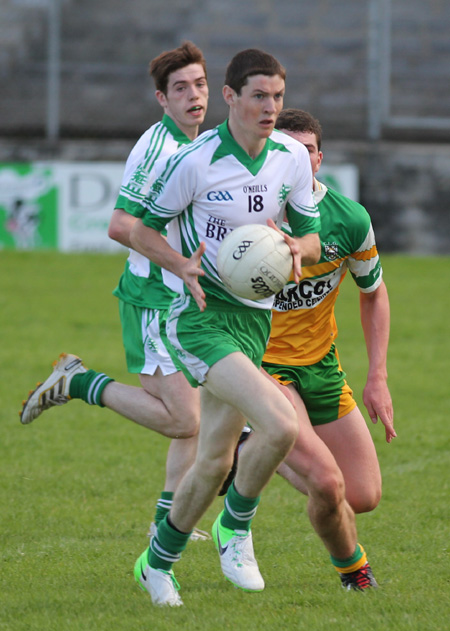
[266,218,302,283]
[363,377,396,443]
[180,242,207,311]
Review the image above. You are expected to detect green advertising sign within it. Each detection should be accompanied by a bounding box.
[0,163,58,250]
[0,161,358,253]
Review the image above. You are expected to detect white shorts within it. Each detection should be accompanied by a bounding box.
[118,301,178,376]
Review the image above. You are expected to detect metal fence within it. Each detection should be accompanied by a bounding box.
[368,0,450,139]
[1,0,450,142]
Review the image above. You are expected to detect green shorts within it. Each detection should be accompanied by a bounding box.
[118,300,179,376]
[165,294,272,387]
[262,344,356,425]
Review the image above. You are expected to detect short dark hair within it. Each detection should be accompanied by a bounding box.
[276,109,323,150]
[224,48,286,95]
[149,41,207,94]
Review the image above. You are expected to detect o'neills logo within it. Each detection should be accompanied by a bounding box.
[243,184,268,193]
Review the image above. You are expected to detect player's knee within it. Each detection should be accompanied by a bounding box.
[312,467,346,510]
[169,416,199,439]
[166,405,200,439]
[267,412,299,455]
[167,425,197,439]
[348,484,382,514]
[196,451,234,486]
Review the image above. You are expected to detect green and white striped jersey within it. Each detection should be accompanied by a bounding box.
[142,120,321,309]
[113,114,191,309]
[265,181,383,366]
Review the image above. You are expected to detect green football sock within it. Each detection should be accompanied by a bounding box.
[154,492,173,525]
[331,543,367,573]
[148,514,191,571]
[69,370,114,407]
[220,481,260,532]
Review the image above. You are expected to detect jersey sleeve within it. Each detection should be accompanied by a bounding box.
[285,145,321,237]
[347,222,383,292]
[114,124,173,218]
[141,149,197,232]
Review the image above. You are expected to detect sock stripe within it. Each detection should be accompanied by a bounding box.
[224,496,258,522]
[332,544,367,573]
[156,499,173,510]
[87,373,109,405]
[335,551,367,574]
[150,537,181,564]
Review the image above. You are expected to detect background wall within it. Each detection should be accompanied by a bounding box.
[1,0,449,253]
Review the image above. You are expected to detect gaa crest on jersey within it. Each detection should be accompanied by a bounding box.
[278,184,292,205]
[324,242,339,261]
[206,190,233,201]
[149,176,165,199]
[146,337,158,352]
[130,165,148,187]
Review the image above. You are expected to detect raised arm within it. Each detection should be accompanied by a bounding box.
[360,280,396,443]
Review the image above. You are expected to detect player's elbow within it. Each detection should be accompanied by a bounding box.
[108,209,138,247]
[108,221,122,242]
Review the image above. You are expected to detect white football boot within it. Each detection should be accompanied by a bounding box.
[20,353,86,424]
[134,550,183,607]
[212,513,265,592]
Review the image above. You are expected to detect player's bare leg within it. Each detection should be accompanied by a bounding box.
[146,433,213,542]
[314,407,382,513]
[170,393,247,530]
[279,407,381,514]
[138,369,209,538]
[148,352,297,592]
[277,460,308,494]
[103,368,209,539]
[170,352,299,532]
[281,386,357,559]
[163,436,198,490]
[100,368,200,438]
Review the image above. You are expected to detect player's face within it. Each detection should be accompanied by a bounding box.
[281,129,323,175]
[225,74,285,149]
[156,63,208,140]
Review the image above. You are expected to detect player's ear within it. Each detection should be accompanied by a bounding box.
[155,90,167,108]
[222,85,236,106]
[316,151,324,173]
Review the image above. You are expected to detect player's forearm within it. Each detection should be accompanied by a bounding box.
[360,281,390,381]
[130,219,187,276]
[296,232,321,266]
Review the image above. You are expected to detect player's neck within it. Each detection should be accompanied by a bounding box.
[182,125,200,141]
[165,113,199,141]
[227,119,266,160]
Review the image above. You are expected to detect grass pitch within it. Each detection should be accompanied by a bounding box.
[1,251,449,631]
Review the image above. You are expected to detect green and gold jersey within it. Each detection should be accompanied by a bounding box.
[142,120,321,310]
[112,114,191,309]
[264,181,383,365]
